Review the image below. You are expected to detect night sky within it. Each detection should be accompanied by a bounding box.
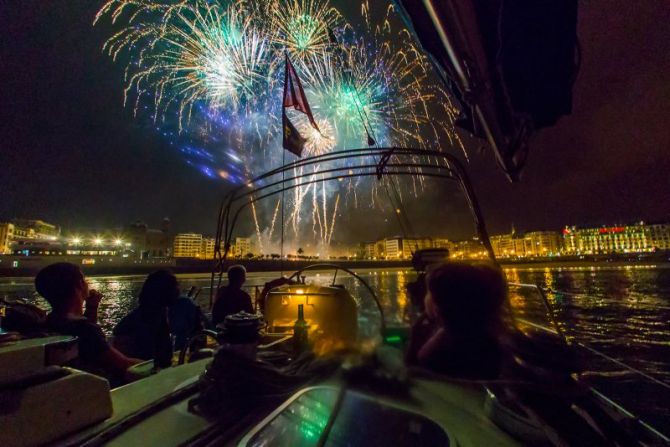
[0,1,668,242]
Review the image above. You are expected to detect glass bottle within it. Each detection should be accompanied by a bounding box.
[293,304,309,355]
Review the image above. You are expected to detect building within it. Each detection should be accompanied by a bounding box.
[490,234,515,258]
[173,233,203,258]
[363,242,376,259]
[384,238,403,259]
[523,231,562,257]
[432,238,452,251]
[12,219,60,240]
[382,237,435,260]
[401,237,433,258]
[648,223,670,250]
[450,239,487,260]
[201,237,216,260]
[125,219,171,259]
[562,223,654,254]
[234,237,252,258]
[0,223,15,254]
[489,230,560,258]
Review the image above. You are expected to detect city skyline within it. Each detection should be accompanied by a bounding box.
[1,1,669,242]
[2,215,669,259]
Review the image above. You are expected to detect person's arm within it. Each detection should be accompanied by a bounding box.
[98,346,143,377]
[84,290,103,324]
[111,334,134,356]
[243,291,254,314]
[78,321,142,378]
[405,314,436,364]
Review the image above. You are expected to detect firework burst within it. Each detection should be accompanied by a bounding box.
[297,117,336,156]
[96,0,276,130]
[268,0,342,66]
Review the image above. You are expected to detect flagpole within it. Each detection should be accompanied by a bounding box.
[280,149,285,276]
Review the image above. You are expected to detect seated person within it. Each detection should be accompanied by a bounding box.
[212,265,253,326]
[406,262,506,379]
[169,287,205,351]
[35,262,141,380]
[112,270,179,368]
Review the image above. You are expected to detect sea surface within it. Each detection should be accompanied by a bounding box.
[1,264,669,436]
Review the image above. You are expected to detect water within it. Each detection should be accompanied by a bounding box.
[1,265,669,435]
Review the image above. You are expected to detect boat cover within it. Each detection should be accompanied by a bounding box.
[394,0,579,181]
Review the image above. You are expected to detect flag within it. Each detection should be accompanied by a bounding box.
[283,55,319,132]
[282,54,319,157]
[282,109,307,156]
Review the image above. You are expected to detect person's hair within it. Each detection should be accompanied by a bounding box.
[138,270,179,309]
[35,262,84,312]
[227,265,246,285]
[426,262,506,337]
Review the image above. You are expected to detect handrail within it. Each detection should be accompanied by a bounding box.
[210,147,498,308]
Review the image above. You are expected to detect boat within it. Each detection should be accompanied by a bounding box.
[2,1,669,446]
[2,150,669,445]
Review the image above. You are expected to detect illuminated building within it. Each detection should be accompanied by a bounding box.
[523,231,562,257]
[201,237,215,260]
[12,219,60,240]
[234,237,252,258]
[562,223,655,254]
[383,237,434,260]
[363,242,376,259]
[173,233,203,258]
[450,239,486,259]
[401,238,433,258]
[384,238,403,259]
[363,237,449,259]
[0,223,15,254]
[489,234,516,258]
[376,240,387,259]
[648,224,670,250]
[432,238,453,251]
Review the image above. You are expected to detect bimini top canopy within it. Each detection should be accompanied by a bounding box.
[393,0,579,181]
[212,147,495,268]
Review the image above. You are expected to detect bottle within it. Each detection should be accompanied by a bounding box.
[293,304,309,355]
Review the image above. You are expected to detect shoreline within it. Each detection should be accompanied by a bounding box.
[1,255,669,278]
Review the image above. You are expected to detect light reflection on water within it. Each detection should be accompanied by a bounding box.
[1,265,669,434]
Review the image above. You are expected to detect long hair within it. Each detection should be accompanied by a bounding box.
[138,269,179,310]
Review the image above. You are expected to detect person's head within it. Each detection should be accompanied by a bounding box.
[35,262,88,314]
[138,270,179,309]
[227,265,246,288]
[425,262,506,337]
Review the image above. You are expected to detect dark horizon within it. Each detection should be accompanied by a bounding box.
[1,1,668,242]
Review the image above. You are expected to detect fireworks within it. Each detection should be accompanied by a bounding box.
[95,0,275,129]
[297,117,336,156]
[95,0,465,253]
[268,0,342,65]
